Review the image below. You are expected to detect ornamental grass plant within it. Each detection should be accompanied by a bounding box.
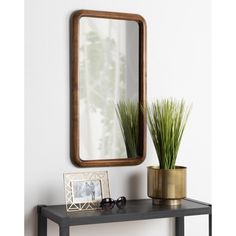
[147,98,191,169]
[116,101,139,158]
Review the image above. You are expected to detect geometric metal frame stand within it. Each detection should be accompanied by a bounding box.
[64,171,110,212]
[37,198,212,236]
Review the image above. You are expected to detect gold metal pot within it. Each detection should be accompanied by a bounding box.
[147,166,186,205]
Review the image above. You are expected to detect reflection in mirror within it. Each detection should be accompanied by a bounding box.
[79,17,139,160]
[116,101,139,158]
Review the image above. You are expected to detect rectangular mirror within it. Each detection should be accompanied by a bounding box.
[70,10,146,167]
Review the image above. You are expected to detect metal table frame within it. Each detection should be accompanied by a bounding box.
[37,198,212,236]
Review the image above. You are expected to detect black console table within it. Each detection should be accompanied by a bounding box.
[37,198,212,236]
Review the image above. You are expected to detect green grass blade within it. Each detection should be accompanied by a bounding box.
[146,98,191,169]
[116,101,139,158]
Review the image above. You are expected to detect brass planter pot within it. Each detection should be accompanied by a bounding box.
[147,166,186,206]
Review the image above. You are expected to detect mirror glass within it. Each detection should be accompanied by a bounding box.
[79,17,139,160]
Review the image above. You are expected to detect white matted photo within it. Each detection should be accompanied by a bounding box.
[64,171,110,212]
[72,180,102,203]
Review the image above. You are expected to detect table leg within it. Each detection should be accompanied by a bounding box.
[209,214,212,236]
[59,226,69,236]
[175,217,184,236]
[37,205,47,236]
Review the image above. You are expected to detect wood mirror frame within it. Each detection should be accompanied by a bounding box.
[70,9,147,167]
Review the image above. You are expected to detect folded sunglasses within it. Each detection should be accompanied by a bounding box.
[100,196,126,210]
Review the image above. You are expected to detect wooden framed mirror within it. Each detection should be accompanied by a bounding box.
[70,10,146,167]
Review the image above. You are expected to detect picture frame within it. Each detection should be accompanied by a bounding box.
[64,171,110,212]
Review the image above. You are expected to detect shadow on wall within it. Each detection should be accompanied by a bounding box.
[127,171,146,199]
[25,207,37,236]
[25,185,62,236]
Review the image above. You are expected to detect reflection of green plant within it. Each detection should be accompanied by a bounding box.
[146,99,191,169]
[116,101,139,157]
[80,29,126,156]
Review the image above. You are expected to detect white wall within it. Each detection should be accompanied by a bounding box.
[25,0,211,235]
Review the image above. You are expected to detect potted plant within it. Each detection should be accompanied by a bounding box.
[116,101,139,158]
[146,98,191,205]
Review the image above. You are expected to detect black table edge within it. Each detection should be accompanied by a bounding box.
[37,198,212,227]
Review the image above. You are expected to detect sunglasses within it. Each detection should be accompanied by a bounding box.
[100,196,126,210]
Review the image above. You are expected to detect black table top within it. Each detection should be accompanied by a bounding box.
[39,198,211,227]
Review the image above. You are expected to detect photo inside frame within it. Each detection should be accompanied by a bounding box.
[71,179,102,203]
